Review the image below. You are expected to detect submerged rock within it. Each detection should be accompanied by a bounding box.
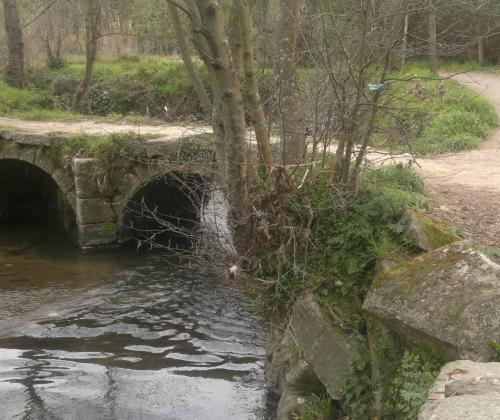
[289,294,365,400]
[419,360,500,420]
[402,209,460,252]
[363,241,500,361]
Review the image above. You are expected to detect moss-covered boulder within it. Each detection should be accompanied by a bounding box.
[363,241,500,361]
[402,209,460,251]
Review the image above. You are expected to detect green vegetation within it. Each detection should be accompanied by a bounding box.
[380,62,498,155]
[0,56,208,122]
[339,357,374,419]
[296,393,336,420]
[52,132,149,163]
[475,245,500,263]
[489,341,500,362]
[258,165,425,320]
[384,350,442,419]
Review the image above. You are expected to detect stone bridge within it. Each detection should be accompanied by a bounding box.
[0,128,214,250]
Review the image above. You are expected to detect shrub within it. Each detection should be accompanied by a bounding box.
[384,350,442,420]
[258,165,426,311]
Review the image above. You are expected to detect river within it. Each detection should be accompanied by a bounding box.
[0,222,273,419]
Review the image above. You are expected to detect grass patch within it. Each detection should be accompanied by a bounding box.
[296,393,336,420]
[52,132,149,163]
[379,61,498,155]
[0,56,209,122]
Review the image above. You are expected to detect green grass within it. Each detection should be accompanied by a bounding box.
[28,56,207,119]
[0,56,208,122]
[379,61,498,155]
[296,393,336,420]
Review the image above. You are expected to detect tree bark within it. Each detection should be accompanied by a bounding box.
[276,0,305,166]
[478,36,485,66]
[228,0,243,73]
[239,0,274,168]
[167,1,212,118]
[428,2,438,75]
[72,0,101,113]
[194,0,253,254]
[401,13,409,65]
[2,0,25,88]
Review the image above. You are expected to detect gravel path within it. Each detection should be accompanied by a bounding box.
[0,117,211,141]
[418,72,500,247]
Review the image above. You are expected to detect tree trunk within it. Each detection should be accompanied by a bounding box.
[428,2,438,75]
[2,0,25,88]
[72,0,101,113]
[478,36,485,66]
[240,0,274,168]
[167,1,212,118]
[194,0,253,254]
[276,0,305,166]
[401,13,409,65]
[228,0,243,73]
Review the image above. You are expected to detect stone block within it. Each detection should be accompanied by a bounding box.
[363,241,500,361]
[52,169,74,193]
[78,223,118,248]
[402,209,460,252]
[77,198,116,225]
[18,148,37,164]
[72,158,97,176]
[0,141,21,160]
[75,175,101,199]
[34,150,56,175]
[289,294,365,400]
[112,194,127,223]
[419,360,500,420]
[117,172,142,198]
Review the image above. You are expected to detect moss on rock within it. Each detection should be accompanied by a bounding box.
[402,209,460,252]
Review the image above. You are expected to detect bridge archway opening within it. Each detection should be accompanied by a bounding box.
[122,172,206,249]
[0,159,76,234]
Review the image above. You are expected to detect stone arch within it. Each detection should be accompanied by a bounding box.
[117,168,207,247]
[0,143,76,212]
[0,144,77,236]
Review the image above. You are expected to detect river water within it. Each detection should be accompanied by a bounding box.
[0,223,272,420]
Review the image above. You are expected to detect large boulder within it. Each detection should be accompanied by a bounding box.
[363,241,500,361]
[419,360,500,420]
[402,209,460,252]
[289,294,365,400]
[266,317,323,420]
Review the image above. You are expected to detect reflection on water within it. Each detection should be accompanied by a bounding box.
[0,223,271,419]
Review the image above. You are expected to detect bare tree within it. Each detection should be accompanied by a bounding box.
[72,0,101,113]
[167,0,254,255]
[428,1,438,75]
[239,0,274,168]
[2,0,25,88]
[276,0,305,166]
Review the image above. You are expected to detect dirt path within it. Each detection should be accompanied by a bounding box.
[0,117,211,142]
[418,72,500,247]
